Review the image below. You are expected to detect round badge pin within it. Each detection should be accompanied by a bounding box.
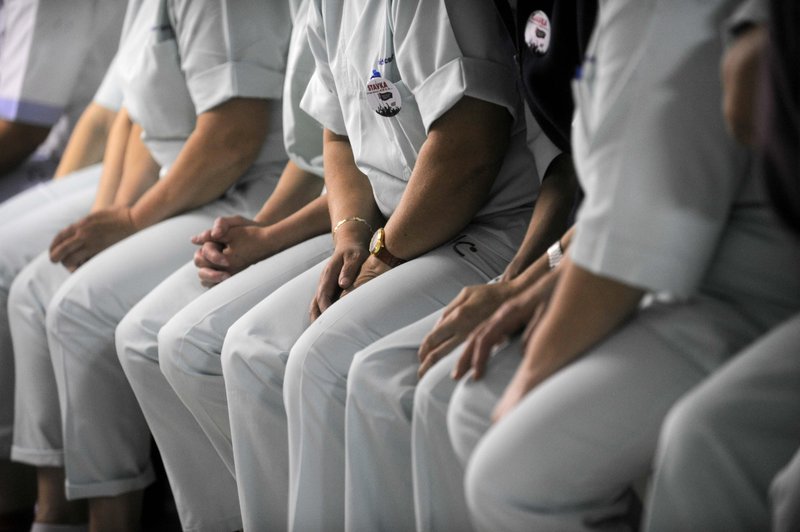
[524,10,551,56]
[366,71,402,117]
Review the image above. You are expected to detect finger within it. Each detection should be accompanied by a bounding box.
[316,263,342,315]
[50,235,84,264]
[338,252,365,289]
[470,322,509,381]
[418,339,458,379]
[440,291,468,320]
[210,217,230,240]
[198,267,229,287]
[418,326,449,363]
[191,229,213,245]
[49,226,78,260]
[452,339,475,380]
[61,246,93,272]
[201,242,229,267]
[309,297,322,322]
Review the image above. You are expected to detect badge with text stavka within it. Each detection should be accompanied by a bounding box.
[366,70,402,117]
[524,10,551,55]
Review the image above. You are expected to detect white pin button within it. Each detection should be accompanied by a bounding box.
[366,71,402,117]
[524,10,551,56]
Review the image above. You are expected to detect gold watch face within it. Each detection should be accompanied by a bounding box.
[369,228,384,255]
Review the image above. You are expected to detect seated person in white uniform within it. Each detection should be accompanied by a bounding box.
[117,0,334,529]
[0,0,125,199]
[6,0,293,529]
[340,2,596,530]
[163,0,539,529]
[0,26,131,528]
[417,0,800,530]
[644,1,800,530]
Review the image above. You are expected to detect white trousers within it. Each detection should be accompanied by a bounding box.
[644,313,800,531]
[8,176,275,501]
[118,235,333,532]
[218,214,528,532]
[344,311,473,532]
[0,165,100,457]
[441,294,792,532]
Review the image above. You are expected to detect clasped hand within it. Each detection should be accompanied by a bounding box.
[192,215,272,287]
[49,206,137,271]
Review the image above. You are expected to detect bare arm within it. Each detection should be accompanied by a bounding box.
[128,97,271,230]
[310,129,383,318]
[382,96,511,260]
[0,120,51,176]
[53,103,118,179]
[417,155,577,375]
[191,161,329,286]
[90,107,134,211]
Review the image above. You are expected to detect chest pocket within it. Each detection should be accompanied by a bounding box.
[123,0,195,141]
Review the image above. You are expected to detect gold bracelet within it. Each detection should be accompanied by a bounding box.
[332,216,373,237]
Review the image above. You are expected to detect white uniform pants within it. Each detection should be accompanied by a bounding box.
[8,176,274,500]
[118,235,333,532]
[443,295,786,532]
[344,312,473,532]
[772,446,800,532]
[0,165,99,457]
[644,313,800,531]
[219,215,528,532]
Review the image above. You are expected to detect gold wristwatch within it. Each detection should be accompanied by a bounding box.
[369,227,405,267]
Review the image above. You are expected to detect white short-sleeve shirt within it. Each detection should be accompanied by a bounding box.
[118,0,292,171]
[569,0,800,304]
[301,0,538,218]
[283,0,324,178]
[0,0,125,127]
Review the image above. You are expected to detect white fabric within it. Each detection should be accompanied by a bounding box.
[772,446,800,532]
[114,1,321,527]
[301,0,539,220]
[570,0,758,297]
[644,314,800,531]
[344,312,474,532]
[0,165,100,458]
[430,1,800,529]
[0,0,124,127]
[118,0,290,171]
[118,236,333,532]
[8,177,275,494]
[215,216,526,532]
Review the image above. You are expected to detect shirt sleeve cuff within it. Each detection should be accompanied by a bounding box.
[0,97,63,126]
[187,61,285,115]
[414,56,520,132]
[300,72,347,135]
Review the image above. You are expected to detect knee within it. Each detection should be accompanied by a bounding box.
[116,306,158,373]
[657,387,727,467]
[445,381,483,466]
[157,315,194,389]
[347,347,409,419]
[220,316,288,393]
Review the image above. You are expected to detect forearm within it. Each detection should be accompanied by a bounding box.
[384,96,511,259]
[129,98,271,230]
[259,194,331,254]
[324,129,384,242]
[505,153,578,279]
[518,258,644,387]
[253,160,325,225]
[0,120,51,175]
[53,103,117,178]
[91,108,133,211]
[111,122,160,207]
